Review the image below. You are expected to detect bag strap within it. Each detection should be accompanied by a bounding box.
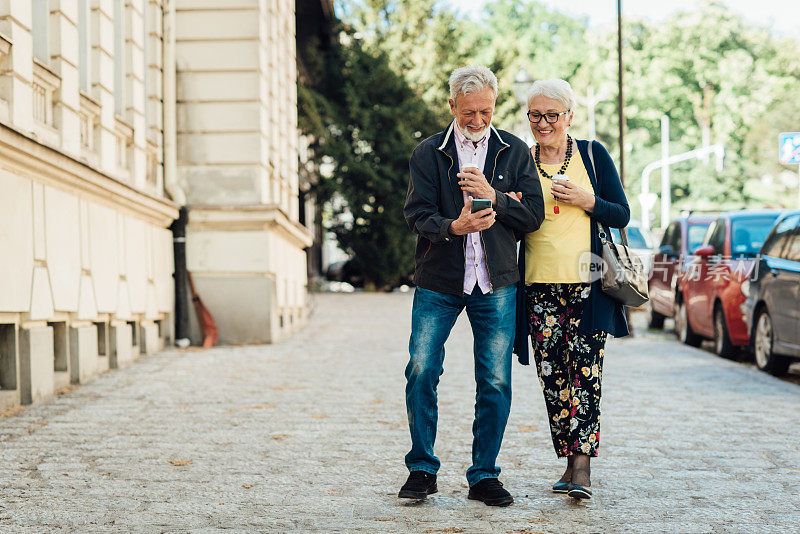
[587,140,629,247]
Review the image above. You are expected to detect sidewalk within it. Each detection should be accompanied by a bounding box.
[0,292,798,532]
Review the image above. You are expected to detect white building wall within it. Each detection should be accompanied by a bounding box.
[0,0,177,410]
[176,0,312,344]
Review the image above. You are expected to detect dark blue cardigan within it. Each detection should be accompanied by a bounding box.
[513,139,631,365]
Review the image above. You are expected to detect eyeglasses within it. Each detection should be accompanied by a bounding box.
[527,110,570,124]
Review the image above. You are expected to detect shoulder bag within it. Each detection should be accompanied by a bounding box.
[587,141,649,307]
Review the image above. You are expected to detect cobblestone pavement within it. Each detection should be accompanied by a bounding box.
[1,292,799,533]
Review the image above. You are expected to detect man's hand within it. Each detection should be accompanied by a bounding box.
[457,166,497,206]
[449,198,496,235]
[505,191,523,202]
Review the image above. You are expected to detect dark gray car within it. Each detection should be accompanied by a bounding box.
[744,210,800,375]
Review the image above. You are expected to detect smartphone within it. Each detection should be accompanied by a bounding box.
[471,198,492,213]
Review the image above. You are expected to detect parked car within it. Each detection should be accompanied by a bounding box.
[647,214,715,329]
[609,222,656,275]
[675,210,784,357]
[743,210,800,375]
[325,260,364,288]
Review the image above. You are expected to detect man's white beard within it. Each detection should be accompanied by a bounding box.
[459,123,489,142]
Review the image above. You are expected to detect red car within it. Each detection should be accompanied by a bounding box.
[675,210,783,357]
[648,214,715,329]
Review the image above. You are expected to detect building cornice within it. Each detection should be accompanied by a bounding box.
[187,205,314,249]
[0,122,178,228]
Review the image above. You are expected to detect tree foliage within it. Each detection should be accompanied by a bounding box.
[301,1,800,285]
[339,0,472,123]
[340,0,800,227]
[299,26,440,288]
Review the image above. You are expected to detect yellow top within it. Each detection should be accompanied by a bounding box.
[525,150,594,284]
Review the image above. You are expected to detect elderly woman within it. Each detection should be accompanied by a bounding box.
[511,79,630,500]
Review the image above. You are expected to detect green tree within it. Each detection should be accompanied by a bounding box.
[619,1,800,223]
[299,27,440,289]
[475,0,592,130]
[339,0,473,123]
[327,0,800,250]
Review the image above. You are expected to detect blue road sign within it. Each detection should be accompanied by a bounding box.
[779,132,800,165]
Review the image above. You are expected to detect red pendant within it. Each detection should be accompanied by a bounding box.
[554,205,560,214]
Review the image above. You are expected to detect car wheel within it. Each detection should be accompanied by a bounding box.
[648,306,665,329]
[713,306,737,359]
[753,309,790,376]
[676,299,702,347]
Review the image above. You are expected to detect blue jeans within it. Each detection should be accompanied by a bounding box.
[404,284,516,486]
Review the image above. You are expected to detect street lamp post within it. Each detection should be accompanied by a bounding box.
[639,115,726,230]
[617,0,625,186]
[513,67,534,146]
[661,114,670,230]
[575,85,611,140]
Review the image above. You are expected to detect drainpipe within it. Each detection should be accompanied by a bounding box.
[163,0,189,347]
[163,0,182,205]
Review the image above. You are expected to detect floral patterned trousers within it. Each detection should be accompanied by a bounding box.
[525,283,608,458]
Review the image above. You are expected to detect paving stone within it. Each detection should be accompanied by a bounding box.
[0,292,798,531]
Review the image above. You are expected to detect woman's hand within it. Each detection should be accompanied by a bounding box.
[551,180,595,212]
[505,191,523,202]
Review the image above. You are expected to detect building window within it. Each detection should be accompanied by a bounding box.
[79,92,101,153]
[78,0,91,91]
[32,61,59,127]
[113,0,126,114]
[32,81,47,123]
[146,141,159,188]
[142,0,148,130]
[32,0,49,62]
[115,117,133,172]
[0,34,11,121]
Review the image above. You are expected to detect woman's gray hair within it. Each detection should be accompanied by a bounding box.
[526,79,576,112]
[449,65,498,102]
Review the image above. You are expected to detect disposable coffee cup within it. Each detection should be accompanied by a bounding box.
[552,174,568,199]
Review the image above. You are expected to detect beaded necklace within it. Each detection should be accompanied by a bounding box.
[534,135,573,215]
[534,134,573,179]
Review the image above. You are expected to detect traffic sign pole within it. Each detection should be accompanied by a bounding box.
[779,133,800,208]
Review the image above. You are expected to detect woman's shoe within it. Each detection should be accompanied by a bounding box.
[552,481,572,494]
[568,483,592,500]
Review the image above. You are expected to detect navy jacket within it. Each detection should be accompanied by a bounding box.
[514,139,631,365]
[404,122,545,295]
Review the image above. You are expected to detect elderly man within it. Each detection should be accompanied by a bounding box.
[400,65,544,506]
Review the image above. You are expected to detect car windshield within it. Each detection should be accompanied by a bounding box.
[687,224,709,252]
[610,227,648,249]
[731,216,781,257]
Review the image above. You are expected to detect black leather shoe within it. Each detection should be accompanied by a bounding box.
[398,471,437,499]
[468,478,514,507]
[568,483,592,500]
[552,480,572,494]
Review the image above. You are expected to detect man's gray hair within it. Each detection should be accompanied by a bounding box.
[526,79,576,112]
[449,65,499,102]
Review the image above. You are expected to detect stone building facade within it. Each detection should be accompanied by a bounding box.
[0,1,177,410]
[0,1,321,410]
[176,0,315,345]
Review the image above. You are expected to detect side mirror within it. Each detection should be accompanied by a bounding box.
[693,245,715,258]
[658,245,674,256]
